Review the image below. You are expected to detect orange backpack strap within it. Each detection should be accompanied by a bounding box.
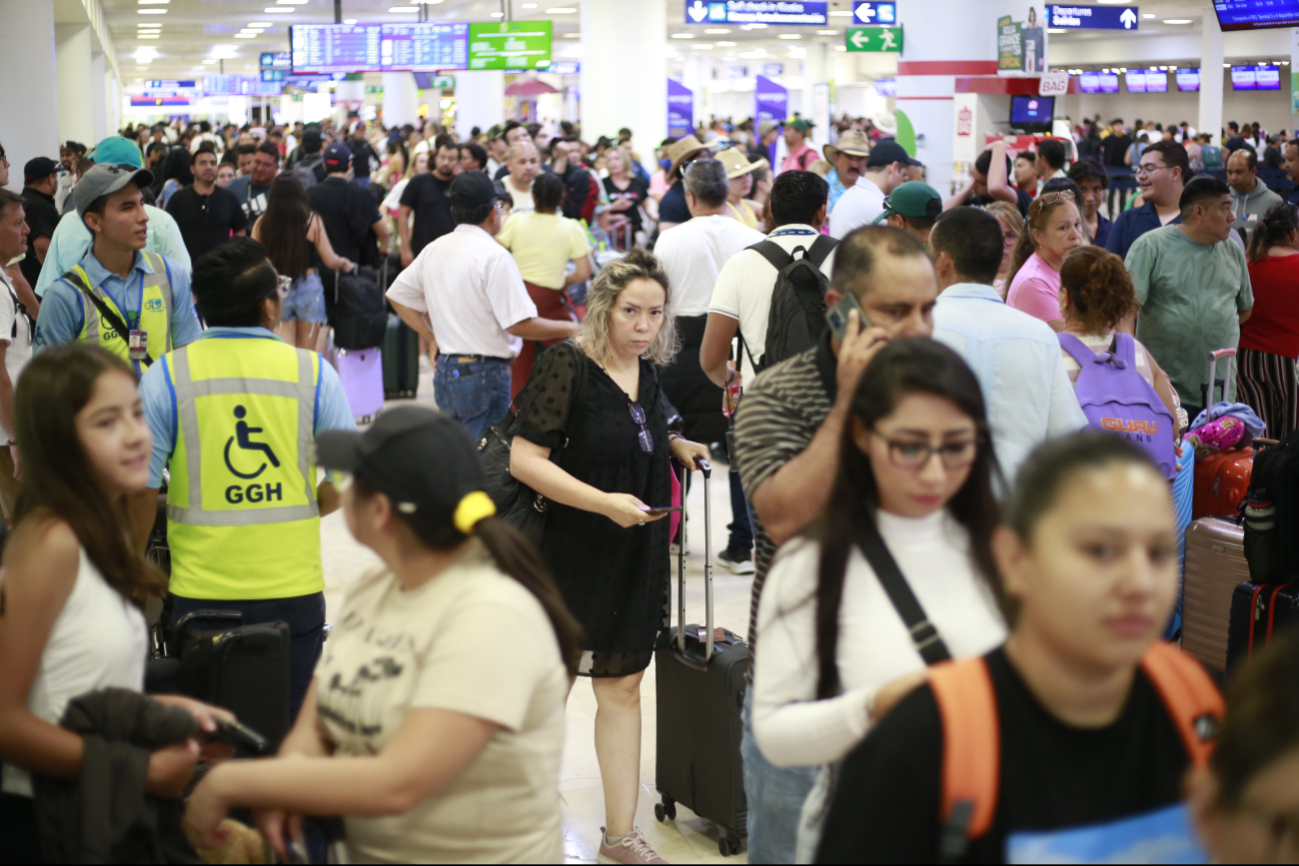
[930,657,1000,862]
[1140,641,1225,769]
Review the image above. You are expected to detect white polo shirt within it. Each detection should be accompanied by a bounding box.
[654,214,765,317]
[828,176,886,239]
[386,223,538,359]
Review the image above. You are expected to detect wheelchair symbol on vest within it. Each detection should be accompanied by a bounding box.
[223,406,281,480]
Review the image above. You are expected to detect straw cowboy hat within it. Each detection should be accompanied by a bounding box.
[667,135,709,179]
[823,129,872,163]
[872,111,899,136]
[717,147,759,179]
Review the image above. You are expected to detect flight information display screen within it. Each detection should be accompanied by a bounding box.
[1213,0,1299,30]
[381,23,469,71]
[292,24,383,73]
[1175,68,1200,91]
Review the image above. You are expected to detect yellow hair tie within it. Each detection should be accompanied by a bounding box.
[453,490,497,534]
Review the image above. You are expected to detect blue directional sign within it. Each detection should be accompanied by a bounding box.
[852,1,897,25]
[685,0,828,26]
[1047,4,1140,30]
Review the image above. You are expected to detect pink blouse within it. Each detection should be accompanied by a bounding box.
[1006,252,1064,324]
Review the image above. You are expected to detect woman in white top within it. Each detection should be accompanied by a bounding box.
[753,337,1008,862]
[184,407,580,864]
[0,345,232,862]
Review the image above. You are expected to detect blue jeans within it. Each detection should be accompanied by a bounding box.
[741,690,818,864]
[434,355,512,442]
[170,592,325,724]
[354,176,371,188]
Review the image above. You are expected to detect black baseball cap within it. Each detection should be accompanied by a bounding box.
[316,407,496,536]
[449,170,501,209]
[323,143,352,171]
[24,157,60,183]
[866,139,923,168]
[303,129,323,153]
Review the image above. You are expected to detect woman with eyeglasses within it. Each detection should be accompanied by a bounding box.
[752,338,1008,861]
[1005,190,1085,332]
[509,247,710,864]
[984,201,1024,300]
[251,174,355,351]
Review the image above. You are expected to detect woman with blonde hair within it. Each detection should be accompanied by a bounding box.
[985,201,1024,299]
[602,144,650,246]
[1005,190,1084,330]
[510,248,710,865]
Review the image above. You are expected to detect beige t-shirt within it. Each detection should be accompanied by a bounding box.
[315,549,568,864]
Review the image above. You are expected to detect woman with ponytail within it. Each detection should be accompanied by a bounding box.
[184,406,580,864]
[1239,202,1299,437]
[752,338,1007,860]
[1005,190,1085,331]
[1058,245,1180,429]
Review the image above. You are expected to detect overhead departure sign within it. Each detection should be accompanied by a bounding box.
[685,1,828,26]
[260,52,291,68]
[1047,4,1140,29]
[467,21,552,70]
[846,25,902,52]
[851,1,896,25]
[145,79,197,90]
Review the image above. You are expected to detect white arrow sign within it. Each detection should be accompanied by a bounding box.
[856,4,876,22]
[1120,8,1137,28]
[688,0,708,23]
[851,29,869,48]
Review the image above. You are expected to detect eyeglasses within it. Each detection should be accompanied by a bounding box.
[628,402,653,454]
[1136,163,1168,178]
[1003,231,1019,248]
[1036,190,1075,205]
[872,432,979,471]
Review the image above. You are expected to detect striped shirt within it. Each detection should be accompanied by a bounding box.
[733,339,837,654]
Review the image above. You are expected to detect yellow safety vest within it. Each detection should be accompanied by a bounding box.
[164,336,323,600]
[63,252,173,368]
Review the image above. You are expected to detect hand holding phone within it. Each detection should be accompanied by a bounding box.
[644,506,683,517]
[826,292,870,343]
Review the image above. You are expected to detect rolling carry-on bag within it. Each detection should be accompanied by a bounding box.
[1181,517,1249,672]
[1227,581,1299,673]
[382,313,420,399]
[654,459,749,857]
[337,346,384,424]
[1193,349,1257,519]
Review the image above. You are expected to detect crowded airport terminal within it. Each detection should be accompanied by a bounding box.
[6,0,1299,862]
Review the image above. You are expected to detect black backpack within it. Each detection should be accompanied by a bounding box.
[332,265,387,350]
[1243,431,1299,585]
[745,235,838,372]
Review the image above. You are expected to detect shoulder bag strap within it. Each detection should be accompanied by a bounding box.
[1056,331,1096,368]
[1140,642,1226,769]
[930,657,1000,862]
[63,269,152,369]
[806,234,839,267]
[855,517,953,665]
[747,239,795,270]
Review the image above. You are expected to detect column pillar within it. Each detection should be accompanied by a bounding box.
[1200,16,1225,146]
[0,0,59,184]
[454,71,504,139]
[91,52,107,143]
[382,71,419,128]
[55,23,95,148]
[803,42,829,147]
[895,0,998,194]
[581,0,666,153]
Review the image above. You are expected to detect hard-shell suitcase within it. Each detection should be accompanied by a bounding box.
[382,313,420,399]
[337,346,384,423]
[1227,582,1299,673]
[1193,349,1256,519]
[1181,517,1249,672]
[654,459,748,857]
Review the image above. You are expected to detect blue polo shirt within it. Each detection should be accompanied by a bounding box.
[1104,201,1182,261]
[34,248,202,376]
[139,327,356,488]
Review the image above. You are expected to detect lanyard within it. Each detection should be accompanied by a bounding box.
[768,227,817,238]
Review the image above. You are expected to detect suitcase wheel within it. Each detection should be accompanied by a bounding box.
[719,833,742,857]
[654,797,676,823]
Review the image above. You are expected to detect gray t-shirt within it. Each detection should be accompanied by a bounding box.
[1125,225,1253,407]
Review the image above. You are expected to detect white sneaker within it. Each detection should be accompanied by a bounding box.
[718,547,755,575]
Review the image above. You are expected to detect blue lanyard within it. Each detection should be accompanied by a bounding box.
[768,228,817,238]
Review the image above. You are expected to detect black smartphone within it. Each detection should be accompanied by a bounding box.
[209,718,270,755]
[645,506,683,517]
[825,292,870,343]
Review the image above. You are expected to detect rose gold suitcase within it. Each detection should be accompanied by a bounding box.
[1181,517,1249,672]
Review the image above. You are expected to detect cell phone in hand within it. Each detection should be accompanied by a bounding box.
[826,292,870,344]
[644,506,683,517]
[209,718,270,755]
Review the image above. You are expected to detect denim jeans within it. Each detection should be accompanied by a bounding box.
[170,592,326,724]
[741,690,818,864]
[434,356,513,442]
[728,469,754,553]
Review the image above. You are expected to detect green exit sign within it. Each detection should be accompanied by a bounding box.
[846,25,903,52]
[468,21,553,71]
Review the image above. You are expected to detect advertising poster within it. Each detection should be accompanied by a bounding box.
[668,78,694,139]
[998,6,1049,74]
[755,75,788,166]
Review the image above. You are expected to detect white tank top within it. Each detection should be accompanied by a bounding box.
[1,547,148,797]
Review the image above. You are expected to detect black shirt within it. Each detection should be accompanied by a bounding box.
[818,647,1196,864]
[1100,133,1133,168]
[603,175,649,233]
[349,139,379,178]
[308,176,380,264]
[399,173,455,257]
[659,179,691,225]
[165,184,248,263]
[19,187,61,288]
[1264,145,1285,171]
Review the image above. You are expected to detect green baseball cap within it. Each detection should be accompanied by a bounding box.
[92,136,144,170]
[788,118,812,134]
[873,181,943,223]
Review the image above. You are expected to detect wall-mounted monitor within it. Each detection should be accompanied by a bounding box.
[1125,70,1147,93]
[1010,94,1055,133]
[1213,0,1299,31]
[1231,64,1281,90]
[1144,70,1168,92]
[1079,71,1101,93]
[1098,71,1120,93]
[1175,68,1201,91]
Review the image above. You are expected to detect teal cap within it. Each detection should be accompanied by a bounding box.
[93,136,144,170]
[873,181,943,223]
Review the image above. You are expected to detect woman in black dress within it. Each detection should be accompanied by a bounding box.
[511,247,709,863]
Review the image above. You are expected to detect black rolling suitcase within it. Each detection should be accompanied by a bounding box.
[1227,581,1299,673]
[654,459,749,857]
[382,313,420,399]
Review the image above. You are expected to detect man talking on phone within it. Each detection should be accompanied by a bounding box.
[729,224,939,864]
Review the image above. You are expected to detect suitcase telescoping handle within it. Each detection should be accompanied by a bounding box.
[1202,348,1236,422]
[675,458,715,665]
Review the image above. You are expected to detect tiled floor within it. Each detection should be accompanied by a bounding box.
[319,369,753,865]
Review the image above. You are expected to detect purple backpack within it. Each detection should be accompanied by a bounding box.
[1059,332,1177,480]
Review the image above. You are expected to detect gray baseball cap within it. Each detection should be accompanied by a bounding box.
[74,163,154,220]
